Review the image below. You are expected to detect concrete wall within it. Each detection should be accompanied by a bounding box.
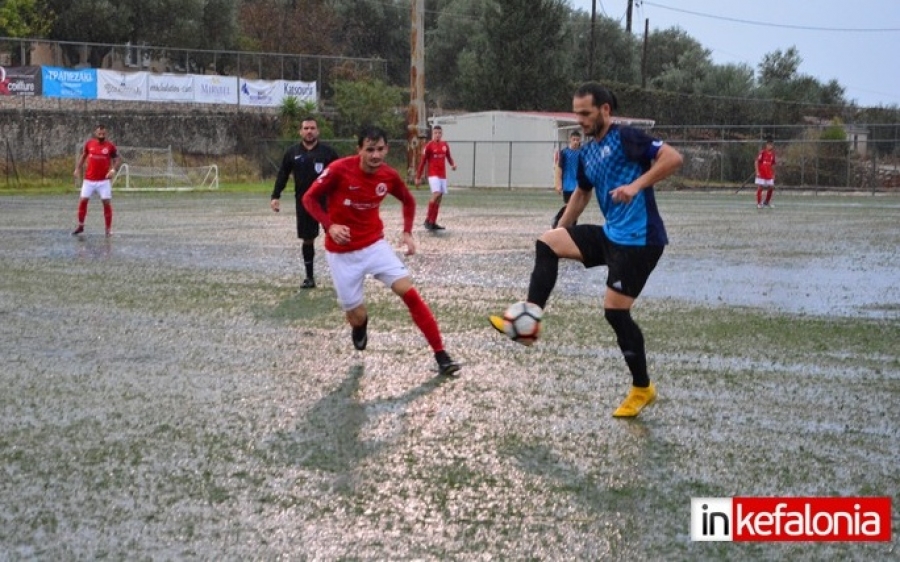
[0,98,279,162]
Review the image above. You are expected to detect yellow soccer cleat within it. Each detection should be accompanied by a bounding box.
[612,382,657,417]
[488,315,506,335]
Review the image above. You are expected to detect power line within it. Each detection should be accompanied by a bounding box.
[643,1,900,32]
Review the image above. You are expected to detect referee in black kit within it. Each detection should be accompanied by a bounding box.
[270,116,340,289]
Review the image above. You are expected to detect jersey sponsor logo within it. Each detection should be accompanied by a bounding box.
[349,185,360,190]
[376,183,388,196]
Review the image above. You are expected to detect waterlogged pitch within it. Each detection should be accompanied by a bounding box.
[0,190,897,559]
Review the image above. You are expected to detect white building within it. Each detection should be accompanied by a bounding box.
[431,111,654,188]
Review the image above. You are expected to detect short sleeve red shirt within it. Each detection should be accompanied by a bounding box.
[302,156,415,253]
[757,148,776,180]
[83,139,118,181]
[417,140,454,179]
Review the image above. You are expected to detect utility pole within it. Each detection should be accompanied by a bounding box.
[406,0,426,185]
[641,18,649,88]
[589,0,596,78]
[626,0,634,34]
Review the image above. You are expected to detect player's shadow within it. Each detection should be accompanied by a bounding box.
[501,423,667,523]
[260,363,450,492]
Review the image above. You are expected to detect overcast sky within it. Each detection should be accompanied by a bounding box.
[569,0,900,107]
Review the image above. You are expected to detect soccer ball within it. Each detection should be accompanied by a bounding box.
[502,301,543,346]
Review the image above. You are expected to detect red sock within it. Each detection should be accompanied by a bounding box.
[756,188,762,205]
[77,199,88,224]
[765,189,773,205]
[103,202,113,229]
[426,201,436,223]
[402,288,443,352]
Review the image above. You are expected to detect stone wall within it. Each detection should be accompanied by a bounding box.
[0,97,280,162]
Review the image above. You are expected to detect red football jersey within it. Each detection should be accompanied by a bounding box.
[82,139,118,181]
[303,156,415,253]
[416,140,455,179]
[756,147,776,180]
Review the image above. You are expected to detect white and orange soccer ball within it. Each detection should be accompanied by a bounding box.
[502,301,543,346]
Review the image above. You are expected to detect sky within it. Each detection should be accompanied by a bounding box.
[569,0,900,107]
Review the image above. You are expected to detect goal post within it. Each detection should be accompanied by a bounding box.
[76,144,219,191]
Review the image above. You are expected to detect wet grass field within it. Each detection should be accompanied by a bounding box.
[1,189,898,560]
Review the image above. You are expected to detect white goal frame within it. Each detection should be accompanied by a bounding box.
[76,144,219,191]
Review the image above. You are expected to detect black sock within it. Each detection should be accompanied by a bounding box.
[604,308,649,387]
[526,240,558,309]
[302,243,314,279]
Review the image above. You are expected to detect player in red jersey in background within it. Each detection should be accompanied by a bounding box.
[72,124,121,237]
[302,125,461,377]
[755,135,777,209]
[414,125,456,230]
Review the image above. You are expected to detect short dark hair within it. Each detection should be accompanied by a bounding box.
[764,134,774,143]
[432,125,442,131]
[569,131,582,138]
[574,82,618,112]
[300,116,318,124]
[357,125,388,147]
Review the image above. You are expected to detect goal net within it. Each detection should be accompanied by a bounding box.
[76,145,219,191]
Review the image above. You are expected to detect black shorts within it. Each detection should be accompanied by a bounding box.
[566,224,664,299]
[294,197,320,240]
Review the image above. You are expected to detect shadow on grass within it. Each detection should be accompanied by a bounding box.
[260,363,451,490]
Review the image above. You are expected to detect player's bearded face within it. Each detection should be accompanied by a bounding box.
[300,121,319,143]
[359,139,388,172]
[95,128,106,141]
[573,95,608,138]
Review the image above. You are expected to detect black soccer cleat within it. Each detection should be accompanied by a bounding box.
[435,351,461,377]
[423,220,434,230]
[430,222,446,230]
[301,278,316,289]
[351,317,368,351]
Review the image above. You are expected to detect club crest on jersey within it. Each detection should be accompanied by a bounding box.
[376,183,388,196]
[315,162,324,173]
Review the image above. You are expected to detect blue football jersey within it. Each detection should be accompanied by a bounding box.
[576,125,668,246]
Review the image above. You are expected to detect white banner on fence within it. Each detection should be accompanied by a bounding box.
[239,79,281,107]
[97,69,148,101]
[282,80,317,103]
[194,74,238,105]
[148,73,195,102]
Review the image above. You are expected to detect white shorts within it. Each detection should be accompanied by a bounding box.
[80,179,113,199]
[427,176,448,194]
[326,239,410,311]
[755,178,775,187]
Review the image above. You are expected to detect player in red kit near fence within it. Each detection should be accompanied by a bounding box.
[415,125,456,231]
[302,125,461,377]
[755,135,776,209]
[72,124,121,237]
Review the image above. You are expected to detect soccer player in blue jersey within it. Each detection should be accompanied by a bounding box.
[552,131,582,228]
[491,82,683,418]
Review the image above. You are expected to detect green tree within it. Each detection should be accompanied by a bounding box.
[331,78,404,138]
[455,0,572,110]
[330,0,408,85]
[0,0,53,38]
[651,45,712,94]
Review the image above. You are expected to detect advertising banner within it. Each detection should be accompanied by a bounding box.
[239,78,280,107]
[41,66,97,99]
[0,66,41,97]
[282,80,317,103]
[194,74,238,105]
[97,69,148,101]
[148,73,195,102]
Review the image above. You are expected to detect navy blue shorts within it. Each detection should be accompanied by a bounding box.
[566,224,663,299]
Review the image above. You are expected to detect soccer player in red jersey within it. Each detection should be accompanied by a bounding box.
[755,135,777,208]
[302,125,461,377]
[72,124,121,237]
[414,125,456,230]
